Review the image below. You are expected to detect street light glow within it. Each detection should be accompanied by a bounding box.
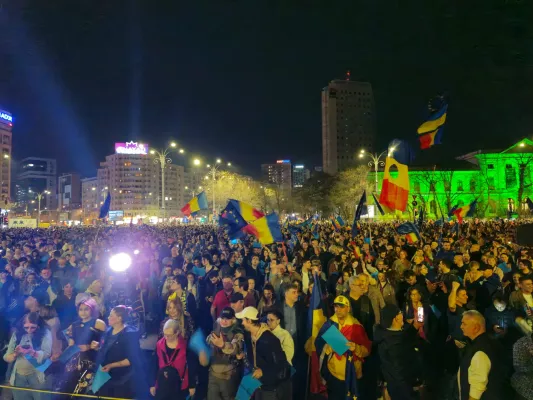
[170,142,177,147]
[150,150,155,154]
[3,154,9,159]
[193,159,201,166]
[207,164,211,168]
[520,142,525,147]
[179,149,184,154]
[227,162,232,166]
[360,149,365,154]
[216,159,221,164]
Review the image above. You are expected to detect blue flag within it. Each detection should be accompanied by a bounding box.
[219,202,248,240]
[98,192,111,219]
[352,190,367,237]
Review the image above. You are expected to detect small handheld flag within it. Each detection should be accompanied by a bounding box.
[396,222,421,243]
[352,190,367,237]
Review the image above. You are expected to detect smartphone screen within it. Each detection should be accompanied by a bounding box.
[417,306,424,322]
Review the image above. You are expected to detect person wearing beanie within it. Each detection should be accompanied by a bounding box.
[315,295,371,400]
[374,304,423,400]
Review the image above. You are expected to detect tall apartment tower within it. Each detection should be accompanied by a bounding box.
[261,160,292,190]
[0,109,12,203]
[15,157,57,210]
[322,77,376,174]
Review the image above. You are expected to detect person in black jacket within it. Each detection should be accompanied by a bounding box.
[374,304,423,400]
[237,306,292,400]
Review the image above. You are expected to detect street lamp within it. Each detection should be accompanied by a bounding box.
[204,158,232,215]
[30,190,51,227]
[150,142,183,221]
[359,149,390,193]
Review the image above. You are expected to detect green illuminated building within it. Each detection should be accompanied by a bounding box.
[373,139,533,218]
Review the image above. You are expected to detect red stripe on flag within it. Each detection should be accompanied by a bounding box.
[380,179,409,211]
[181,204,192,216]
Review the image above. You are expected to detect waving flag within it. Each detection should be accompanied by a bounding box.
[379,157,409,212]
[228,199,264,223]
[396,222,421,243]
[452,200,477,224]
[181,191,208,216]
[304,273,328,395]
[247,213,283,245]
[99,192,111,219]
[219,202,248,239]
[352,191,367,237]
[417,100,448,150]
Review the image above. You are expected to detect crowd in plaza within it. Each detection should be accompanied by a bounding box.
[0,219,531,400]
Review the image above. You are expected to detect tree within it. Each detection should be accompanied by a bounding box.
[328,166,371,221]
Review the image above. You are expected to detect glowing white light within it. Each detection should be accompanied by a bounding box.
[109,253,132,272]
[133,249,140,255]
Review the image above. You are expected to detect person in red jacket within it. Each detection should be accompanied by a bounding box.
[151,319,205,400]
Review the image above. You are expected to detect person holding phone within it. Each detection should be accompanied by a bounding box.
[3,312,52,400]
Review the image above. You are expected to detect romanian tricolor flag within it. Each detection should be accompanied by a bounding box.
[229,199,264,223]
[246,213,283,245]
[396,222,420,243]
[452,200,477,224]
[180,191,208,216]
[331,215,344,230]
[417,103,448,150]
[304,273,328,395]
[379,156,409,212]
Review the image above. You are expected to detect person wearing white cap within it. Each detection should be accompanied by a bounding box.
[236,307,292,399]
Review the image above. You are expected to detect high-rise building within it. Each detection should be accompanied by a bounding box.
[322,78,376,174]
[15,157,57,210]
[94,142,185,220]
[58,173,82,210]
[183,168,205,199]
[292,165,310,188]
[261,160,292,190]
[0,109,13,203]
[81,177,98,222]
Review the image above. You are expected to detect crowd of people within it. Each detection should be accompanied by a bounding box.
[0,219,530,400]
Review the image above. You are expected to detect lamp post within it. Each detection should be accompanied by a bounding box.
[30,190,51,227]
[150,142,182,222]
[358,148,395,193]
[199,159,232,216]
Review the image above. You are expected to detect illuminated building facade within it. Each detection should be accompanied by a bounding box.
[15,157,57,210]
[292,165,310,188]
[261,160,292,191]
[0,109,12,203]
[372,139,533,218]
[93,142,185,221]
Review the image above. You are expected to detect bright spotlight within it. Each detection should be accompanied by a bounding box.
[193,159,201,166]
[133,249,140,255]
[109,253,132,272]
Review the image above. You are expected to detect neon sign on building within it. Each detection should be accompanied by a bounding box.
[115,142,149,155]
[0,110,13,124]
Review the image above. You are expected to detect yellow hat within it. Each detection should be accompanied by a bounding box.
[333,295,350,307]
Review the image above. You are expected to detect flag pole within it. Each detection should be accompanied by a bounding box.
[304,353,311,400]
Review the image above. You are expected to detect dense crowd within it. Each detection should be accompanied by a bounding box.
[0,220,531,400]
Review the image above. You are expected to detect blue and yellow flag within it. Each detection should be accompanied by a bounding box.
[228,199,264,222]
[417,101,448,150]
[247,213,283,245]
[396,222,421,243]
[181,191,208,216]
[219,202,248,239]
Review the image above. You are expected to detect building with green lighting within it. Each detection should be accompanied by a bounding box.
[373,139,533,218]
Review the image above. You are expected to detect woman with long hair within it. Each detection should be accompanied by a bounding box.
[167,275,196,337]
[151,319,201,400]
[160,298,185,339]
[257,284,276,317]
[93,305,146,398]
[62,298,106,395]
[3,312,52,400]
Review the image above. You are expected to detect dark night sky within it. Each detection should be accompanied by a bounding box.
[0,0,532,178]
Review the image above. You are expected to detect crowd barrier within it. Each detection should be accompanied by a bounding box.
[0,384,133,400]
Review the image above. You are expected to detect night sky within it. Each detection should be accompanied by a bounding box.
[0,1,532,178]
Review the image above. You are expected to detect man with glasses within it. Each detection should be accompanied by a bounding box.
[266,309,294,365]
[315,295,371,400]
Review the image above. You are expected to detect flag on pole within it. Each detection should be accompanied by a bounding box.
[246,213,283,245]
[352,190,367,237]
[228,199,264,222]
[304,273,328,395]
[181,192,208,217]
[219,201,248,239]
[417,100,448,150]
[372,192,385,216]
[452,200,477,224]
[99,192,111,219]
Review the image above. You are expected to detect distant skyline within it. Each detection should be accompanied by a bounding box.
[0,1,532,178]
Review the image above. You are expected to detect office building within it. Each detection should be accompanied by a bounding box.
[322,78,376,174]
[58,173,82,210]
[183,168,205,199]
[261,160,292,190]
[93,142,185,220]
[81,177,98,221]
[0,109,12,203]
[15,157,57,210]
[292,165,310,188]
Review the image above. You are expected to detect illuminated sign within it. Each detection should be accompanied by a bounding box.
[294,165,304,169]
[115,142,148,155]
[109,210,124,221]
[0,110,13,124]
[276,160,290,164]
